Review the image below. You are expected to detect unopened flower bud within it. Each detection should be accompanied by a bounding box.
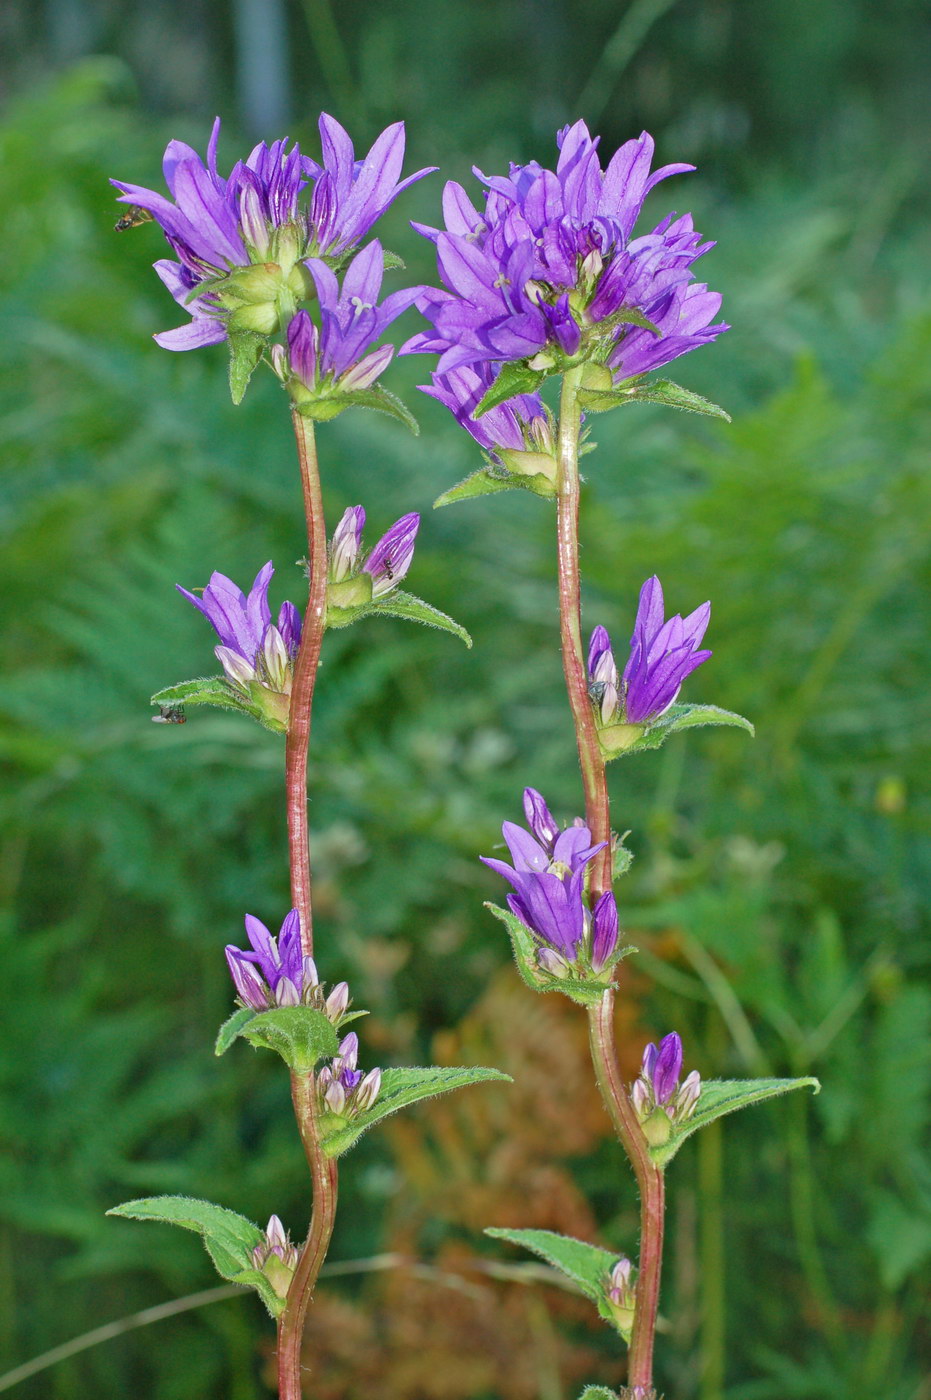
[329,506,366,582]
[324,1079,347,1115]
[325,981,350,1022]
[355,1067,382,1111]
[537,946,571,979]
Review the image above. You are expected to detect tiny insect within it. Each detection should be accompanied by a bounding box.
[587,681,607,706]
[382,557,395,580]
[152,705,187,724]
[114,205,154,232]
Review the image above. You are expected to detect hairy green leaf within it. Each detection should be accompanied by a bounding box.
[651,1077,820,1167]
[364,590,472,646]
[484,1227,616,1301]
[215,1006,256,1056]
[228,331,264,405]
[474,362,546,416]
[434,464,555,507]
[237,1005,339,1072]
[321,1065,510,1156]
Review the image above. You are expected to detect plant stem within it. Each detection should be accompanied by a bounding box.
[286,409,329,958]
[555,367,665,1393]
[276,408,338,1399]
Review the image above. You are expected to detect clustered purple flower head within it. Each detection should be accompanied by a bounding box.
[112,116,434,350]
[326,504,420,599]
[177,562,301,728]
[225,909,350,1021]
[251,1215,299,1299]
[481,787,620,978]
[317,1032,381,1117]
[273,241,422,398]
[588,575,711,727]
[418,364,554,472]
[402,121,727,381]
[631,1032,701,1131]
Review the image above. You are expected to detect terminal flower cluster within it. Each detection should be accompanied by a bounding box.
[403,121,727,381]
[225,909,350,1022]
[112,116,433,350]
[317,1032,381,1118]
[482,787,620,979]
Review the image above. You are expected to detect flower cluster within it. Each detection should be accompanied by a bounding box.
[178,562,301,731]
[419,363,556,482]
[631,1032,701,1146]
[225,909,349,1022]
[325,506,420,615]
[113,116,433,351]
[482,787,620,980]
[588,575,711,731]
[403,122,727,382]
[603,1256,636,1334]
[317,1032,381,1118]
[251,1215,299,1300]
[272,240,422,407]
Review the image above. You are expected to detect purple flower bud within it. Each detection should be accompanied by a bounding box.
[324,1080,347,1115]
[632,1031,699,1126]
[330,506,366,582]
[652,1032,683,1104]
[675,1069,702,1120]
[522,787,560,854]
[325,981,350,1022]
[607,1256,634,1306]
[274,976,300,1007]
[537,946,571,978]
[225,946,270,1010]
[591,890,619,973]
[363,513,419,597]
[266,1215,288,1254]
[338,1032,359,1069]
[355,1067,382,1111]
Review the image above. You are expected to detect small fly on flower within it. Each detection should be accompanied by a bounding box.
[382,557,395,581]
[152,705,186,724]
[114,205,154,232]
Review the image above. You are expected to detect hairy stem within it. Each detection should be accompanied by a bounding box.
[286,410,329,957]
[277,408,338,1399]
[556,367,665,1392]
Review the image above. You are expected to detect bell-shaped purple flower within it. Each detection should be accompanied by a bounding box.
[631,1031,701,1139]
[403,121,727,376]
[362,512,419,597]
[418,364,555,477]
[177,562,302,725]
[588,577,711,728]
[225,909,350,1022]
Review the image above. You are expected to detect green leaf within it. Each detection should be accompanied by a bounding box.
[651,1077,820,1167]
[320,1065,511,1157]
[228,331,265,405]
[365,590,472,646]
[656,703,755,737]
[237,1006,340,1072]
[151,676,253,715]
[434,464,556,507]
[215,1006,256,1056]
[484,1228,616,1302]
[613,832,634,880]
[600,703,754,760]
[108,1196,262,1279]
[598,304,662,337]
[579,376,730,420]
[229,1267,286,1319]
[344,384,420,435]
[577,1387,617,1399]
[474,362,546,417]
[484,903,627,1005]
[381,249,405,271]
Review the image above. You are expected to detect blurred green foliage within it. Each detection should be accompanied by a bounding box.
[0,10,929,1398]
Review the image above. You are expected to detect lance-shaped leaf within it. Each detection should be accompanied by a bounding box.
[151,676,255,716]
[485,902,630,1006]
[297,384,420,435]
[327,589,471,646]
[474,361,547,417]
[577,377,730,421]
[599,703,754,760]
[215,1006,256,1056]
[650,1077,820,1168]
[228,330,265,406]
[434,463,556,508]
[108,1196,261,1286]
[320,1065,510,1157]
[485,1228,616,1302]
[235,1005,339,1072]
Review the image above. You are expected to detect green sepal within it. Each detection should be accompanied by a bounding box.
[485,1227,616,1303]
[484,903,630,1005]
[106,1196,283,1314]
[328,589,471,646]
[215,1006,256,1056]
[613,832,634,880]
[578,1388,618,1400]
[650,1077,820,1168]
[434,462,556,508]
[381,249,405,271]
[235,1006,340,1072]
[600,703,754,760]
[474,362,546,417]
[297,383,420,435]
[151,676,254,716]
[578,377,730,421]
[320,1065,511,1157]
[595,304,662,339]
[228,330,265,406]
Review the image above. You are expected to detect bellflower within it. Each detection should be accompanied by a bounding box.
[325,506,420,615]
[251,1216,299,1300]
[275,241,422,399]
[112,116,433,350]
[419,363,556,479]
[631,1032,701,1145]
[403,122,727,379]
[225,909,350,1021]
[588,576,711,728]
[482,788,619,976]
[317,1032,382,1117]
[177,562,301,729]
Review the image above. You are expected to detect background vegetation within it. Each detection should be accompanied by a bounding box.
[1,2,929,1397]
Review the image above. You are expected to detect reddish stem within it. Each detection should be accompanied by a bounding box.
[555,367,665,1392]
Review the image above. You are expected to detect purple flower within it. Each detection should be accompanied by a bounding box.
[177,563,301,721]
[280,241,421,394]
[631,1032,701,1131]
[112,116,433,351]
[482,789,619,974]
[403,122,727,378]
[225,909,351,1020]
[588,576,711,727]
[362,512,419,596]
[329,505,366,582]
[251,1215,299,1300]
[418,363,554,470]
[317,1032,381,1117]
